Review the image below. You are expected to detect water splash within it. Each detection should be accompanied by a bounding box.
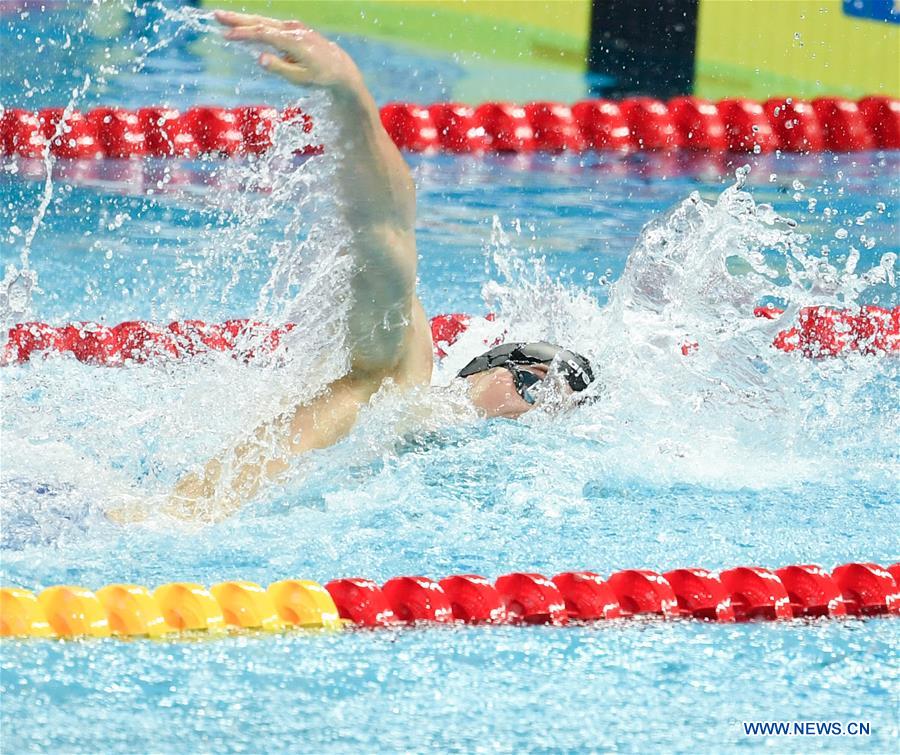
[0,72,92,327]
[0,265,38,325]
[1,2,359,528]
[0,0,217,324]
[438,168,898,489]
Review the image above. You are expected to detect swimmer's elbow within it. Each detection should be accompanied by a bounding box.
[348,296,432,382]
[344,226,419,372]
[352,223,417,276]
[347,329,408,377]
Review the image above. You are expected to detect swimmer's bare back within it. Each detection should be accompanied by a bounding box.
[111,11,433,524]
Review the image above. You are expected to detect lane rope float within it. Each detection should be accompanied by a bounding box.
[1,561,898,639]
[1,97,898,158]
[3,306,897,366]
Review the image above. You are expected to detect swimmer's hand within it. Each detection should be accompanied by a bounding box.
[164,467,244,524]
[106,500,149,525]
[105,490,231,526]
[216,10,363,94]
[105,493,164,525]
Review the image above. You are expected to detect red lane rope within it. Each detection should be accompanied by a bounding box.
[332,561,900,626]
[3,306,898,366]
[360,563,900,626]
[326,561,900,626]
[1,97,898,157]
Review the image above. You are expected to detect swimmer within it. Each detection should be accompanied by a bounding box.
[114,11,595,523]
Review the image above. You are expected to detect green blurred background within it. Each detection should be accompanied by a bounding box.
[207,0,899,101]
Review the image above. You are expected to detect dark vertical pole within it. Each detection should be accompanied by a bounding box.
[588,0,699,98]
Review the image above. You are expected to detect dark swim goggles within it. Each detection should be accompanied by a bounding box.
[506,364,543,405]
[457,341,595,404]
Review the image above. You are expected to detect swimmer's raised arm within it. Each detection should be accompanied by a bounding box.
[217,10,424,375]
[115,13,435,523]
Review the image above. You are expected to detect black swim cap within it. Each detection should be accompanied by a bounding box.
[457,342,595,393]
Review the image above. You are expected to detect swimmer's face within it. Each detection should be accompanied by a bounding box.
[465,364,557,419]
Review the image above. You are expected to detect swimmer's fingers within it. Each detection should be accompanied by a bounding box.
[224,24,318,63]
[259,52,313,86]
[226,23,360,91]
[215,10,308,32]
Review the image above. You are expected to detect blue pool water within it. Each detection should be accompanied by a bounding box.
[1,3,899,753]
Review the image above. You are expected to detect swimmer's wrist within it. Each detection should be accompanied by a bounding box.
[328,70,370,105]
[328,74,385,138]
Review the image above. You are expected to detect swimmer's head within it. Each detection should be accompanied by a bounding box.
[457,342,595,419]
